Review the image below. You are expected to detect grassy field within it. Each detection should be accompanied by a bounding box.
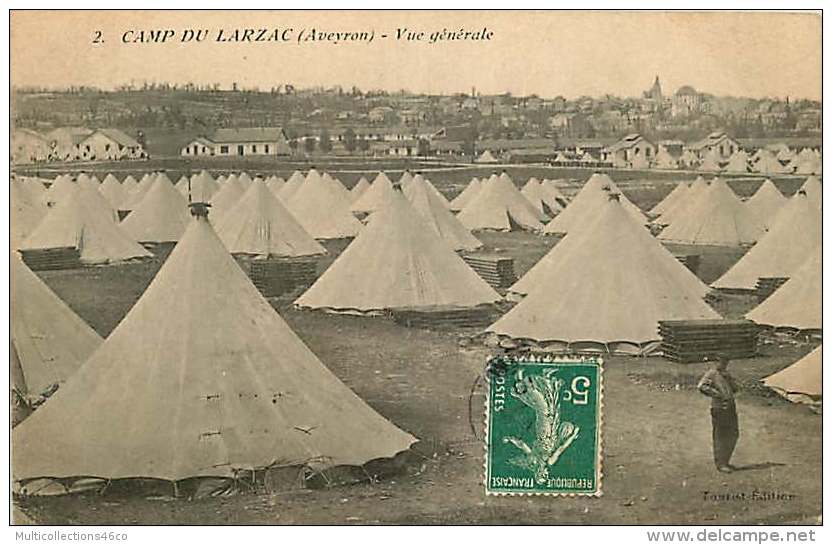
[14,221,821,525]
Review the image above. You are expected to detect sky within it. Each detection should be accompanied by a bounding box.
[11,10,822,100]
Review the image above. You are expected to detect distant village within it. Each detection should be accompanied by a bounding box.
[11,76,822,174]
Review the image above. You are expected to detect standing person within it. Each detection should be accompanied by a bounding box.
[698,355,740,473]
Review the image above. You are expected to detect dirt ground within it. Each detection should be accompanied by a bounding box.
[14,214,821,525]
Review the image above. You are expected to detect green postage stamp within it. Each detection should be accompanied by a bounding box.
[485,355,603,496]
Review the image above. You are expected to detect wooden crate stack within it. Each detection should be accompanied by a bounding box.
[658,319,759,363]
[755,277,789,302]
[246,258,318,298]
[461,254,517,289]
[19,247,81,271]
[390,304,499,330]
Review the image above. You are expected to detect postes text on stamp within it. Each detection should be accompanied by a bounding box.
[485,355,602,496]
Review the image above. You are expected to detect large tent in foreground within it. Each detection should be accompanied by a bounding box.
[216,179,326,257]
[295,189,501,313]
[403,173,482,251]
[121,175,191,243]
[457,173,545,232]
[11,255,103,422]
[762,346,821,405]
[20,189,152,264]
[544,172,645,235]
[712,190,821,290]
[744,179,786,229]
[745,252,820,332]
[489,195,719,354]
[449,178,482,212]
[658,178,765,245]
[13,210,416,490]
[286,169,363,239]
[511,190,711,299]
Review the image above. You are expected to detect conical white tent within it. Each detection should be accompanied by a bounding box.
[286,168,363,239]
[544,173,645,235]
[403,174,482,251]
[119,172,157,211]
[16,176,47,201]
[11,255,103,398]
[11,181,48,249]
[489,196,719,353]
[762,346,821,404]
[655,176,708,226]
[238,171,254,187]
[208,175,247,224]
[42,174,76,207]
[653,147,679,169]
[99,174,127,209]
[121,175,190,243]
[216,179,326,258]
[745,252,820,331]
[753,150,788,175]
[712,190,821,290]
[521,177,563,217]
[279,171,305,202]
[650,181,688,216]
[511,191,711,299]
[724,150,750,173]
[321,171,353,206]
[174,175,190,195]
[450,178,482,212]
[800,176,822,208]
[266,175,285,196]
[121,174,138,195]
[296,189,501,313]
[744,179,786,229]
[350,177,370,202]
[418,175,452,209]
[76,173,99,192]
[793,149,822,175]
[458,173,545,232]
[475,150,498,164]
[21,189,151,264]
[12,213,416,485]
[697,150,722,172]
[398,171,414,190]
[351,172,395,214]
[183,170,220,203]
[540,180,570,208]
[659,178,765,245]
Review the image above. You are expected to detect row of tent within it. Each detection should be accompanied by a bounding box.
[11,169,820,490]
[11,167,495,266]
[13,168,820,338]
[654,147,822,176]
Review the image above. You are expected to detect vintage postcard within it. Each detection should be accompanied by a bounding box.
[7,9,822,529]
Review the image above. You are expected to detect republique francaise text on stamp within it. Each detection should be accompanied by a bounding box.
[485,355,603,496]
